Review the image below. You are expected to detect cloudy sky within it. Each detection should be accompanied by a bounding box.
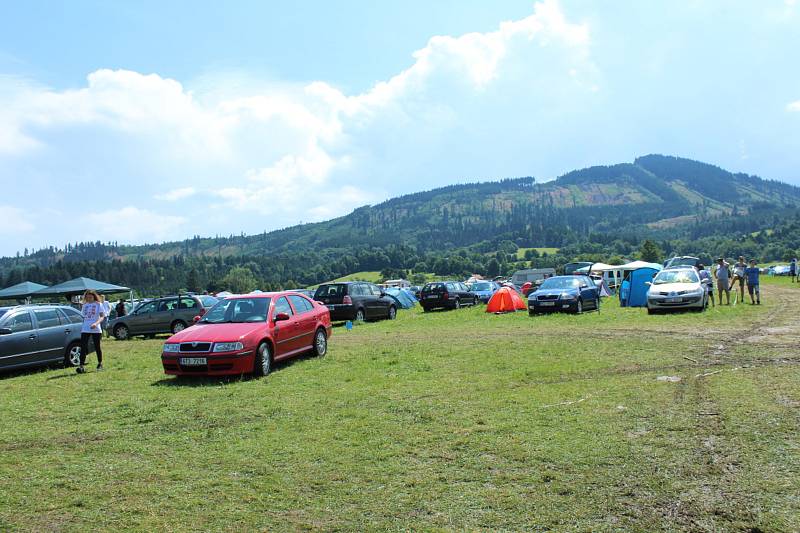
[1,0,799,256]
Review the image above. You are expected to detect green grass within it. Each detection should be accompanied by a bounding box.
[1,279,798,531]
[309,271,382,288]
[516,247,560,259]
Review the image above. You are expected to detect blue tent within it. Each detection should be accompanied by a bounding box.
[620,266,661,307]
[400,288,418,302]
[386,288,416,309]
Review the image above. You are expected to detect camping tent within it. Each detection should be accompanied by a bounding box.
[0,281,48,300]
[385,287,416,309]
[33,277,130,297]
[400,288,418,302]
[619,266,661,307]
[619,260,663,271]
[521,281,533,296]
[486,286,526,313]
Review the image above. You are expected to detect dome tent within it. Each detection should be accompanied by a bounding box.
[385,288,416,309]
[486,286,526,313]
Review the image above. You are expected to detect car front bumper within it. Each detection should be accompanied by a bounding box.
[647,295,704,310]
[528,299,579,313]
[162,350,254,376]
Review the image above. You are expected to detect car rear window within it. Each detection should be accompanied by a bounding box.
[314,284,345,299]
[423,283,445,292]
[199,296,218,307]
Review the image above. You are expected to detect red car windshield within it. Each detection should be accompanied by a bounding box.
[200,298,271,324]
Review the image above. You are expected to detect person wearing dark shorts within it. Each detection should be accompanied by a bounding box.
[78,289,106,373]
[731,256,746,297]
[745,260,761,305]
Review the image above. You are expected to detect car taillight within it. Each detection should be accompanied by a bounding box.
[442,292,449,299]
[199,308,206,316]
[343,295,352,305]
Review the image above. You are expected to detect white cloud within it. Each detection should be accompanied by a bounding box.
[788,100,800,112]
[81,207,186,244]
[0,206,34,235]
[154,187,197,201]
[0,0,595,252]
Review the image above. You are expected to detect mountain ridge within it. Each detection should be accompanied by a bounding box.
[2,154,799,293]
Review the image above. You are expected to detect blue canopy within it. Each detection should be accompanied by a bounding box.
[386,288,416,309]
[620,266,661,307]
[0,281,48,299]
[400,288,418,302]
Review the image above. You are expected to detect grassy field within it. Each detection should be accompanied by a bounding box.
[516,247,560,259]
[1,279,799,531]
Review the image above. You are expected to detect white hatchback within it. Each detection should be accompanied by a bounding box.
[646,267,708,314]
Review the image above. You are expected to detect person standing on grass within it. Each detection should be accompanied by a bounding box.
[77,290,106,374]
[714,258,731,305]
[730,256,747,298]
[791,257,798,283]
[100,295,112,337]
[115,298,127,318]
[745,259,761,305]
[698,263,715,308]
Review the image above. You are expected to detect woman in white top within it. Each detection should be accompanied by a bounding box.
[77,290,106,373]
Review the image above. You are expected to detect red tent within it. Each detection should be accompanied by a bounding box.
[486,287,527,313]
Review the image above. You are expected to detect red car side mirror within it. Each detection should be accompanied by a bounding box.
[274,312,290,322]
[192,315,201,323]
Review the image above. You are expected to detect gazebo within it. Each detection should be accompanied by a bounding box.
[0,281,49,302]
[33,277,130,299]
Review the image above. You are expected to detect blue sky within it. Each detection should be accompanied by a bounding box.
[1,0,799,256]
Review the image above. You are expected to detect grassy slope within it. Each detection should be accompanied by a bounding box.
[516,247,560,259]
[1,279,798,531]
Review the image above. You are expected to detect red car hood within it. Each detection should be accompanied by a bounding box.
[167,322,266,343]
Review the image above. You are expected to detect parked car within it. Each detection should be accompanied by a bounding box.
[313,282,397,322]
[528,275,600,315]
[108,294,218,340]
[663,256,701,269]
[646,267,707,314]
[287,289,315,299]
[0,304,90,372]
[470,280,499,303]
[420,281,478,311]
[161,292,332,377]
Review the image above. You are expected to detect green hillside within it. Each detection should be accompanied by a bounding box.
[2,154,799,294]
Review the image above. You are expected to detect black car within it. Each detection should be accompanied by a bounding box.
[0,304,90,372]
[313,282,397,322]
[527,275,600,315]
[420,281,478,311]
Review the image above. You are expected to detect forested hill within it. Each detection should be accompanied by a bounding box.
[3,154,800,293]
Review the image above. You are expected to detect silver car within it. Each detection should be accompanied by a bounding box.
[646,267,708,314]
[0,305,87,372]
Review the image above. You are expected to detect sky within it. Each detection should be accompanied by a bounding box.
[1,0,799,256]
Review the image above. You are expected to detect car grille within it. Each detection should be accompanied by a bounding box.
[180,342,212,352]
[537,294,559,301]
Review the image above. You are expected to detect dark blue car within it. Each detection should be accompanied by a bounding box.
[528,275,600,315]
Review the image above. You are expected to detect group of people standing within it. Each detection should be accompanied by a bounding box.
[698,256,761,306]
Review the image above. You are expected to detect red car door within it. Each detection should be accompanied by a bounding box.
[288,295,315,349]
[271,296,302,358]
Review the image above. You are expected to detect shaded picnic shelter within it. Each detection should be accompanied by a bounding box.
[0,281,49,300]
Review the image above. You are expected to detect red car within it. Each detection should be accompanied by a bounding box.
[161,292,332,377]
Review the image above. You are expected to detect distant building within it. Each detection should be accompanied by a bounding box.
[511,268,556,286]
[384,279,411,288]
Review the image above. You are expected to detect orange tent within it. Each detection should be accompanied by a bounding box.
[486,286,527,313]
